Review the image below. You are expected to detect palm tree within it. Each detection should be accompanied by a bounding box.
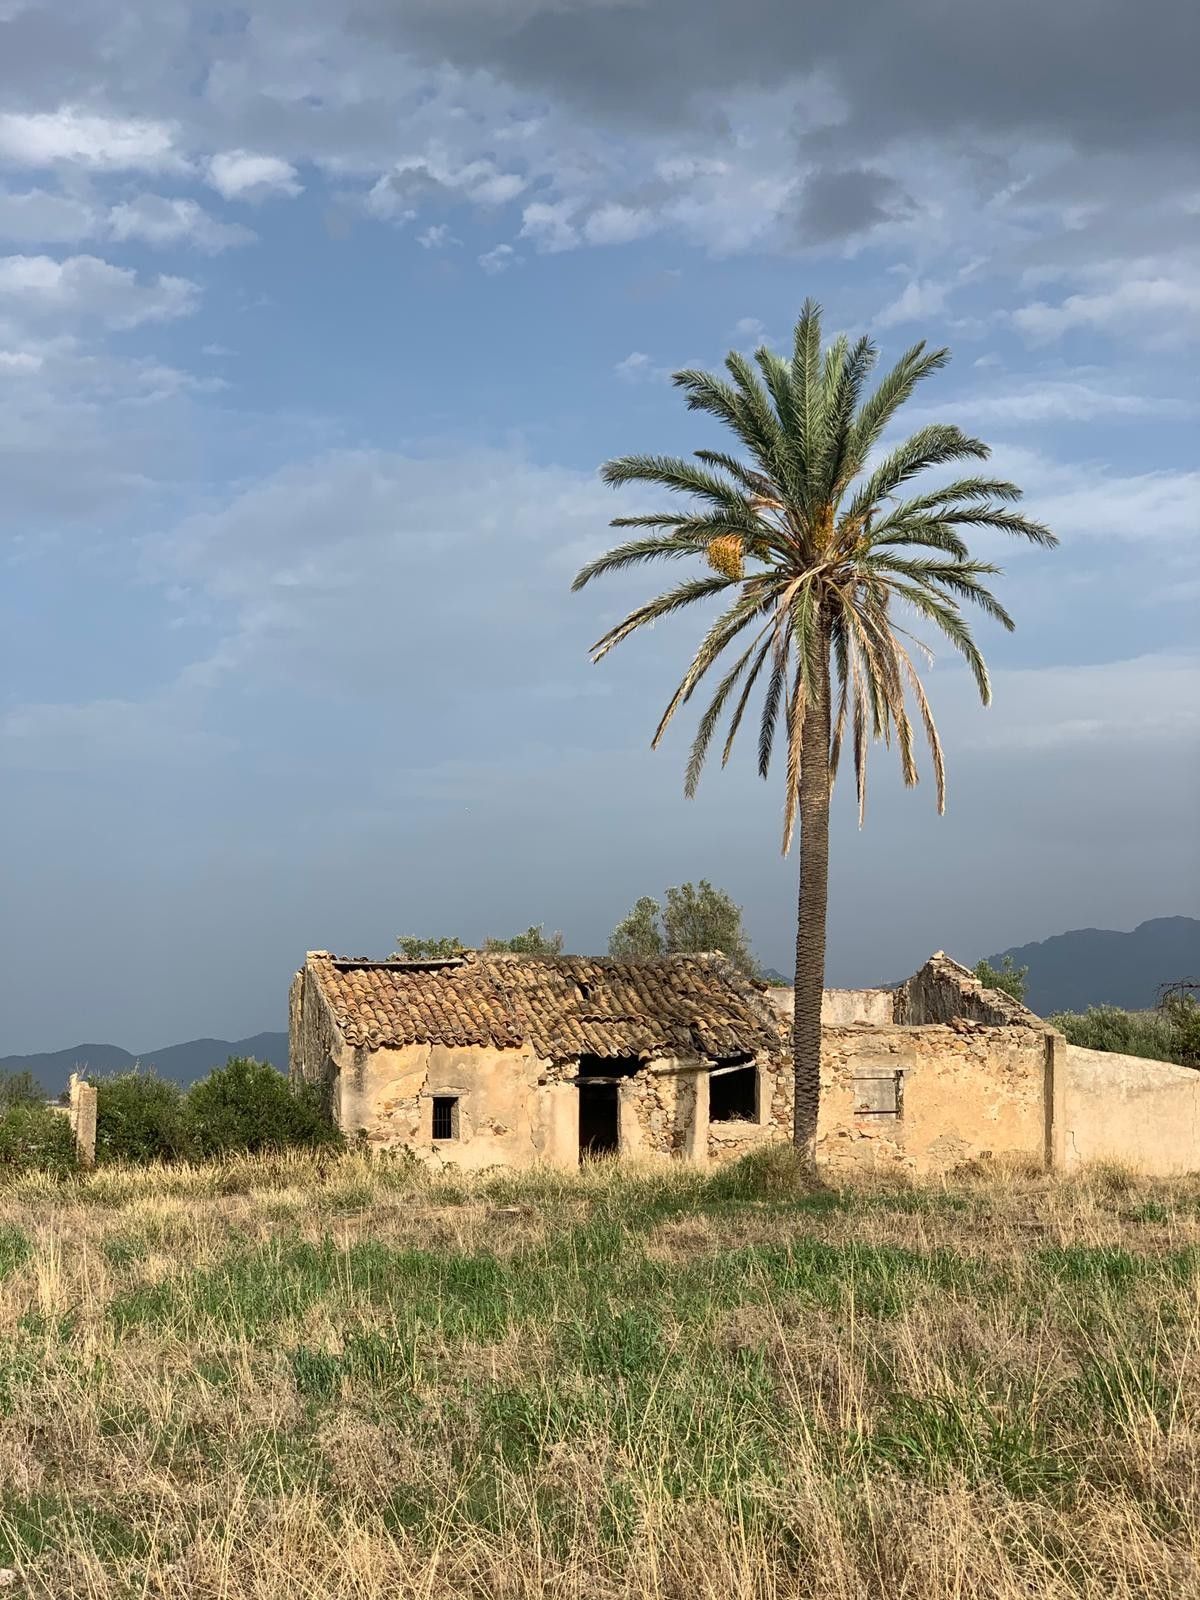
[572,301,1056,1155]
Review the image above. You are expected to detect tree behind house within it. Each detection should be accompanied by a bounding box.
[608,881,758,977]
[484,925,565,955]
[973,955,1029,1004]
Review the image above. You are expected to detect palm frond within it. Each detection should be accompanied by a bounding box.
[652,589,774,748]
[601,453,749,513]
[841,342,949,485]
[572,532,708,590]
[683,621,775,797]
[887,582,991,703]
[720,633,774,768]
[846,425,990,522]
[588,575,734,663]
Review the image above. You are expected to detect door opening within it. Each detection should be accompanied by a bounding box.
[579,1081,619,1158]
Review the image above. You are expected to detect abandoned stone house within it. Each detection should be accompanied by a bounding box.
[289,947,1200,1177]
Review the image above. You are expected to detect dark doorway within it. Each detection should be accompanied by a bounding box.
[579,1082,619,1158]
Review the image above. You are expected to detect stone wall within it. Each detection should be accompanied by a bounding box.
[621,1061,704,1160]
[895,951,1041,1029]
[816,1022,1047,1175]
[1054,1043,1200,1175]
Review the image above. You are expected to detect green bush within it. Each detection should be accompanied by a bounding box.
[187,1057,342,1159]
[0,1070,47,1111]
[0,1103,77,1177]
[1050,999,1199,1068]
[95,1071,194,1166]
[972,955,1029,1004]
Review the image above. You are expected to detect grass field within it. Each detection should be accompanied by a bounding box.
[2,1149,1199,1598]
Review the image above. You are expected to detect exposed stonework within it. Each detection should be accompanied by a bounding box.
[895,951,1041,1028]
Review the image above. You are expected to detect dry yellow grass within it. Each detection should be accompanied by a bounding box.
[2,1150,1199,1598]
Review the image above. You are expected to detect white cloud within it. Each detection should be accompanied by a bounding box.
[583,203,654,246]
[1013,267,1200,344]
[207,151,302,202]
[108,195,254,253]
[912,379,1193,426]
[0,254,199,328]
[955,654,1200,752]
[520,200,579,252]
[875,277,950,327]
[0,188,98,244]
[157,448,611,693]
[365,153,525,221]
[981,444,1200,546]
[478,242,519,274]
[0,349,43,374]
[417,223,458,249]
[0,108,180,172]
[614,350,672,383]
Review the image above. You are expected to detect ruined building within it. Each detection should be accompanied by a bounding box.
[290,948,1200,1176]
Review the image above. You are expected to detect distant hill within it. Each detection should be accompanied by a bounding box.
[0,1032,288,1098]
[989,917,1200,1015]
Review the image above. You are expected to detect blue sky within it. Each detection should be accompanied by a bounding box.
[0,1,1197,1050]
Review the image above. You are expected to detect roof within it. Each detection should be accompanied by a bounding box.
[302,950,785,1062]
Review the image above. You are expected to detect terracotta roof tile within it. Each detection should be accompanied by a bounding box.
[305,951,784,1062]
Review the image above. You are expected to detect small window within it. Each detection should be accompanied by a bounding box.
[709,1062,758,1123]
[432,1096,459,1141]
[852,1073,903,1117]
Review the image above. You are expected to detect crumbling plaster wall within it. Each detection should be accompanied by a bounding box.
[767,988,898,1026]
[817,1023,1047,1175]
[339,1040,582,1171]
[691,1023,1046,1175]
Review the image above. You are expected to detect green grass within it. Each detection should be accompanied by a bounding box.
[2,1151,1200,1596]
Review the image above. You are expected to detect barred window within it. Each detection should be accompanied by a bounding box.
[432,1096,459,1140]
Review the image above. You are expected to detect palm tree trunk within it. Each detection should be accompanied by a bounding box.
[792,627,831,1156]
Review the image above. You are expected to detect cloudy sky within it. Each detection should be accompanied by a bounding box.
[1,1,1197,1050]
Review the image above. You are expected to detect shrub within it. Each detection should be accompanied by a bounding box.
[95,1071,194,1166]
[0,1070,47,1111]
[1050,1005,1190,1067]
[187,1057,342,1158]
[973,955,1029,1003]
[0,1102,77,1177]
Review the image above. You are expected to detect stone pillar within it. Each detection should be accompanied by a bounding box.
[685,1068,710,1166]
[617,1080,645,1158]
[68,1073,97,1169]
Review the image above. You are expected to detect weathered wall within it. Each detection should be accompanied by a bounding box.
[1056,1044,1200,1174]
[692,1023,1046,1176]
[338,1039,579,1171]
[816,1023,1047,1175]
[621,1060,704,1160]
[895,952,1041,1029]
[288,965,343,1096]
[767,988,897,1026]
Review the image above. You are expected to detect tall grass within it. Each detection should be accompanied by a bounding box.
[1,1150,1199,1597]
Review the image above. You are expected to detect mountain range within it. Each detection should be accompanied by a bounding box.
[0,1034,288,1099]
[3,918,1196,1095]
[988,916,1199,1017]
